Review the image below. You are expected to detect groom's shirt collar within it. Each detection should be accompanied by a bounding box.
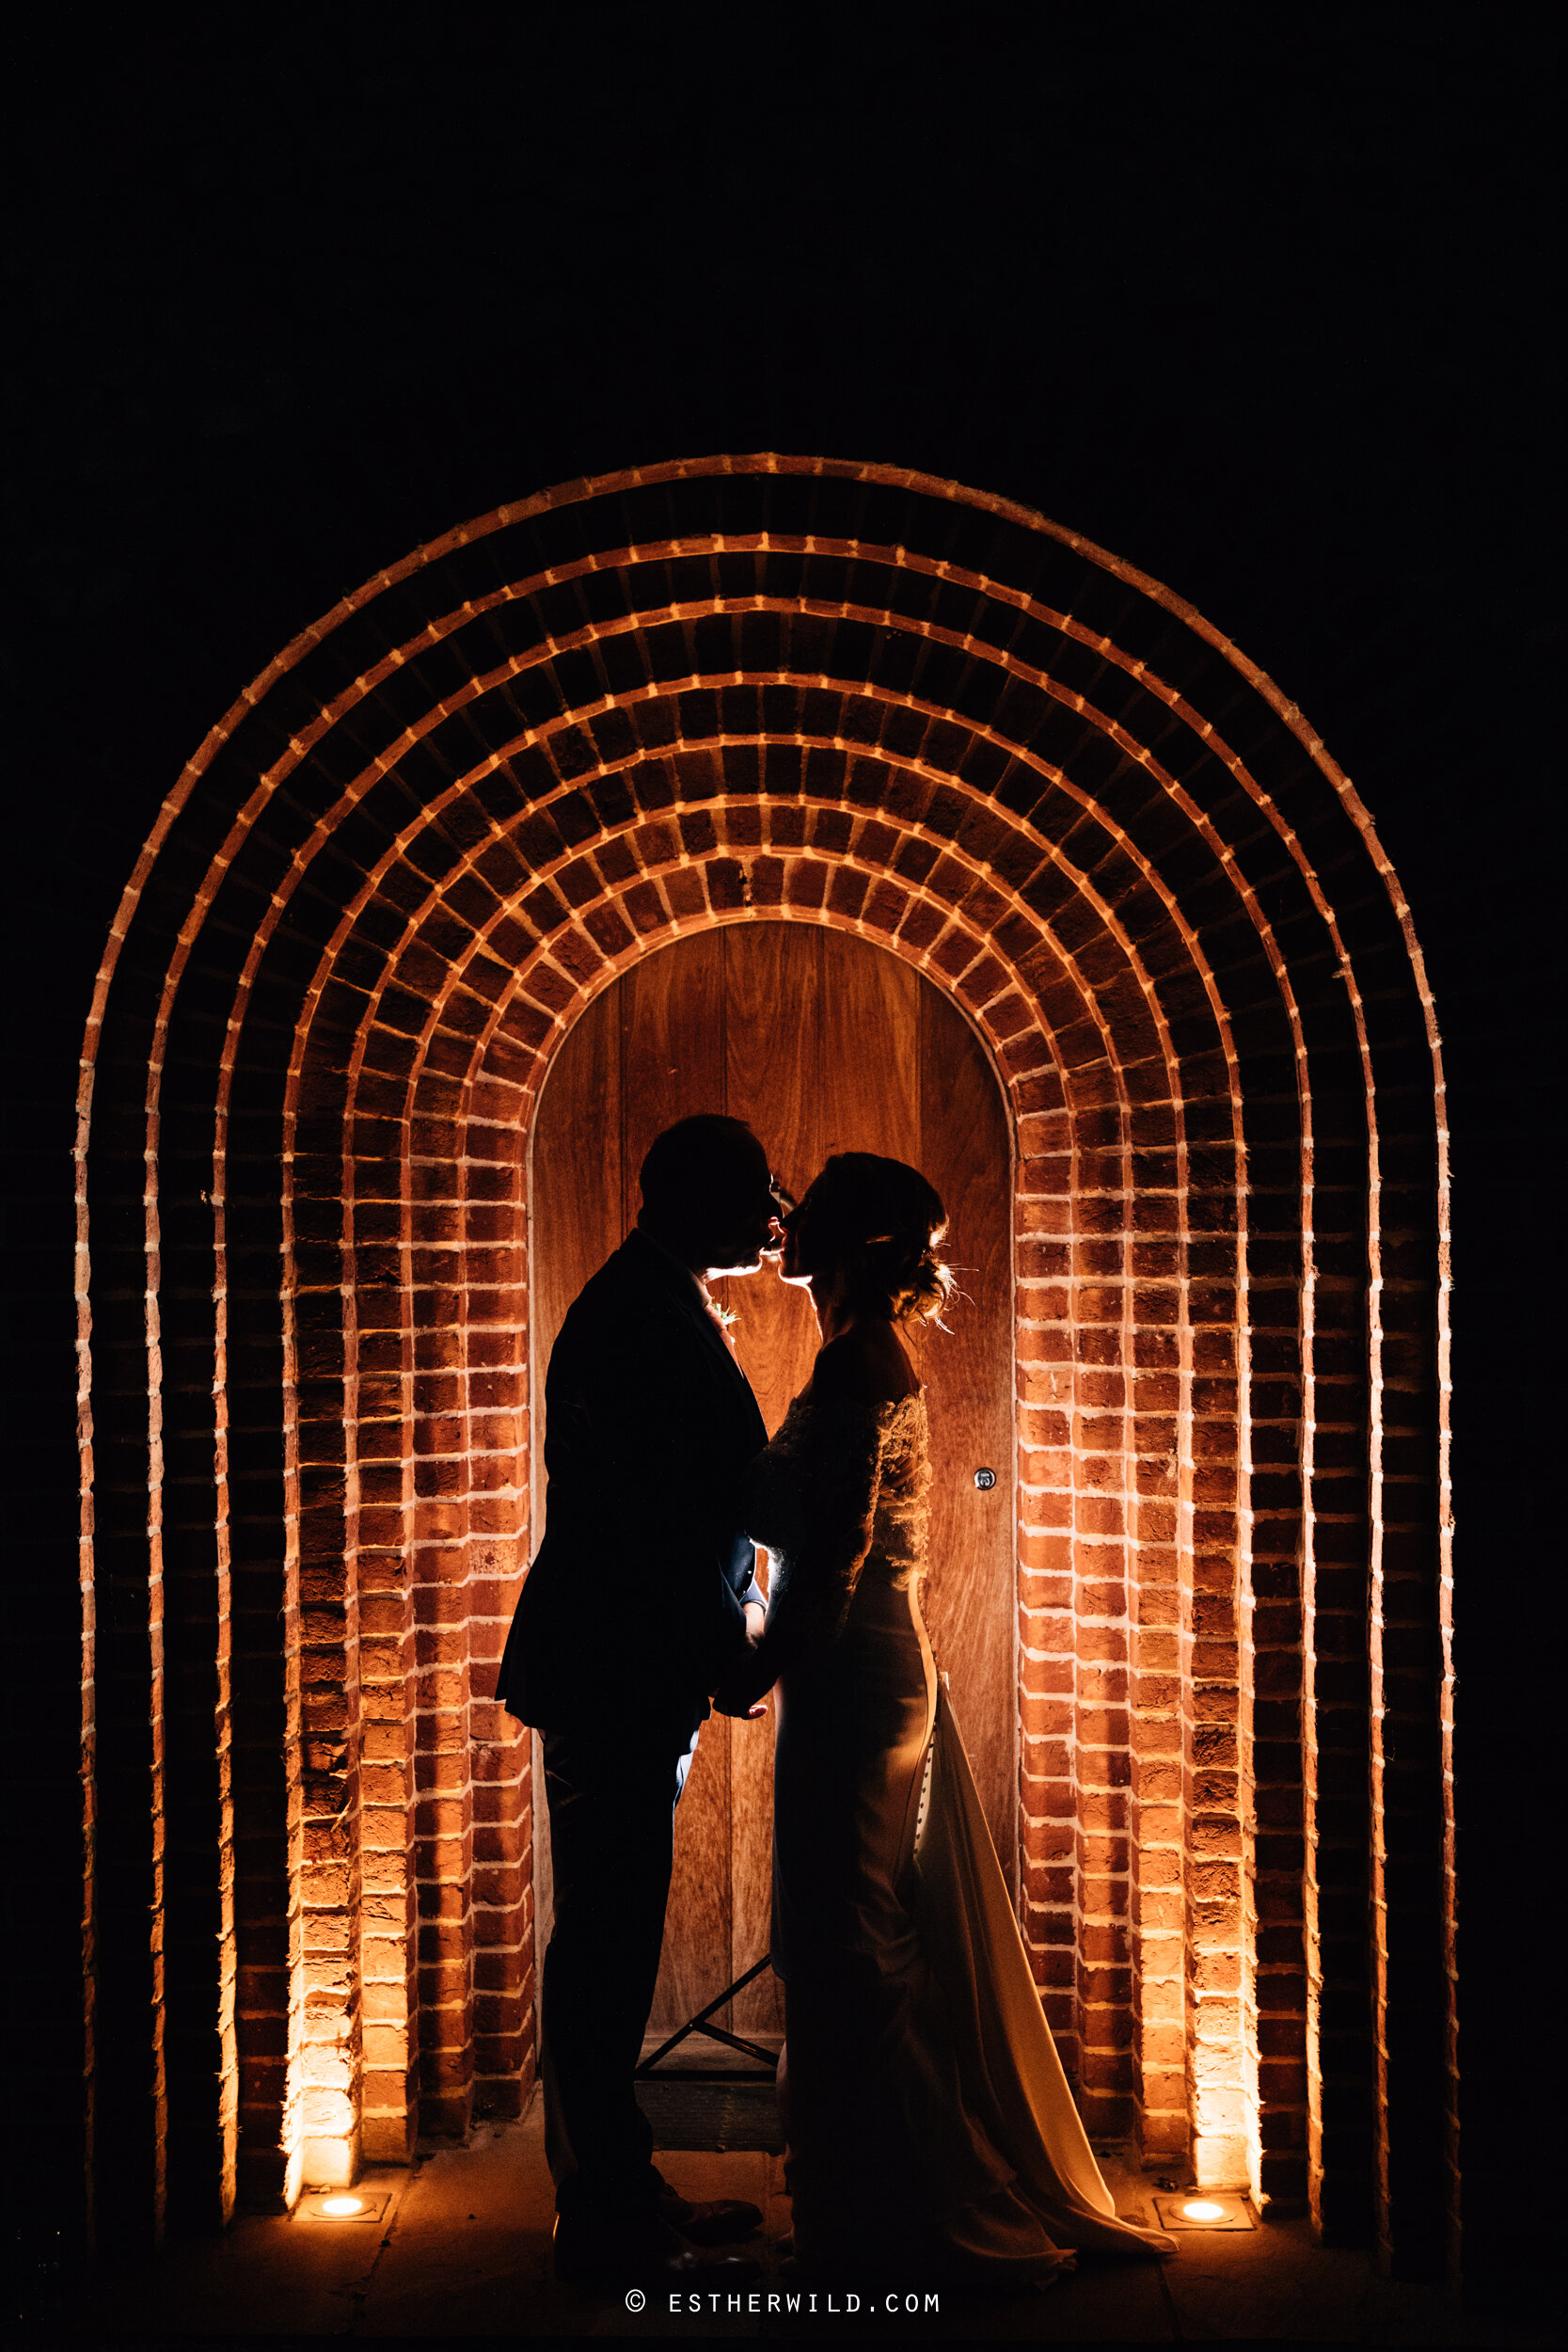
[626,1225,743,1356]
[627,1220,705,1303]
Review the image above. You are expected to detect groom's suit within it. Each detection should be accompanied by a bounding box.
[498,1225,767,1732]
[496,1226,767,2213]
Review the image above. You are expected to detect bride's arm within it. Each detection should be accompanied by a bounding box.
[728,1375,887,1701]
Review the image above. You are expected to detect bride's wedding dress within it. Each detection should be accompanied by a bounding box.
[744,1385,1171,2282]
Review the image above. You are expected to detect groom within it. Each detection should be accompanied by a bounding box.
[496,1114,781,2286]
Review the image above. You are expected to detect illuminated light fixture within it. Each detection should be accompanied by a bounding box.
[1152,2190,1256,2232]
[1182,2199,1226,2221]
[299,2187,391,2225]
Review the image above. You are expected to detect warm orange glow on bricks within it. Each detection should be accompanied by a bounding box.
[74,456,1452,2265]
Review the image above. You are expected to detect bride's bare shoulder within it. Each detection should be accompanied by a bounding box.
[811,1327,919,1407]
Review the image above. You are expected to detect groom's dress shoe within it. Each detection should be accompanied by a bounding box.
[654,2181,764,2245]
[552,2207,762,2289]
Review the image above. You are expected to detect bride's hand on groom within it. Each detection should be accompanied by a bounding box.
[712,1682,769,1721]
[714,1608,770,1719]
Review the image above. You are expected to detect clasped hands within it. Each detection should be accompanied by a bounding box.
[711,1600,770,1720]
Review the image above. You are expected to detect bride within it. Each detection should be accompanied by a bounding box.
[716,1153,1172,2283]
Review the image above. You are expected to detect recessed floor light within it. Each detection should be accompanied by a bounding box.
[1152,2190,1256,2231]
[297,2188,390,2224]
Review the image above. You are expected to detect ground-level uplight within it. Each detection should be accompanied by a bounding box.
[1152,2190,1256,2232]
[297,2187,391,2225]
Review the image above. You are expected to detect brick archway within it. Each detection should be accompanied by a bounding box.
[77,455,1453,2271]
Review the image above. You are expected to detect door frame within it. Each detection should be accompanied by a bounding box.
[523,914,1021,1955]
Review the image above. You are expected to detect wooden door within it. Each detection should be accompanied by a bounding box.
[529,925,1014,2036]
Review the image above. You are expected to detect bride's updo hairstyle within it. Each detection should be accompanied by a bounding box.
[809,1152,956,1326]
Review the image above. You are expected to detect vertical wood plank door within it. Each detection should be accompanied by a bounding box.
[529,925,1014,2037]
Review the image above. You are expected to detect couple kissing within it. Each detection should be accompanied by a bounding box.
[496,1115,1172,2292]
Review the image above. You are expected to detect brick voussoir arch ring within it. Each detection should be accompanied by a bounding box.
[280,766,1245,2161]
[76,455,1450,2277]
[119,663,1288,2164]
[336,843,1226,2120]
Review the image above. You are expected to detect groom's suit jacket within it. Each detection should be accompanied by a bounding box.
[496,1227,768,1737]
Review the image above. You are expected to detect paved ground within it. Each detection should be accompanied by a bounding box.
[27,2101,1551,2344]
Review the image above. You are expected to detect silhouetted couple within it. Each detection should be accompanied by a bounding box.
[497,1115,1170,2291]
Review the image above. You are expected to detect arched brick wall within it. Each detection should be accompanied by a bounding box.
[77,454,1453,2270]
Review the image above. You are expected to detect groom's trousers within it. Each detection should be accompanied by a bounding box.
[539,1716,702,2216]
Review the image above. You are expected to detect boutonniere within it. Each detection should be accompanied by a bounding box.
[696,1277,738,1333]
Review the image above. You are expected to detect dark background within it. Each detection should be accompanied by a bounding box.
[6,2,1557,2297]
